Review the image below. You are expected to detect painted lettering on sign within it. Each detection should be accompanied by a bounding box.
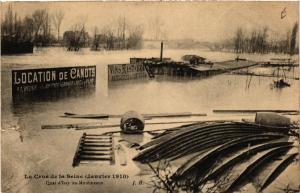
[108,63,148,81]
[12,66,96,96]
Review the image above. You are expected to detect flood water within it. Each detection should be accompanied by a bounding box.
[1,47,299,193]
[2,47,299,119]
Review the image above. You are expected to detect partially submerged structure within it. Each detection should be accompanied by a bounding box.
[181,55,212,66]
[129,57,259,78]
[263,58,299,67]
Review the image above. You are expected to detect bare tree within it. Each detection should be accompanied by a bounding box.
[93,15,143,50]
[2,4,14,36]
[290,22,298,55]
[32,9,47,39]
[285,30,291,54]
[1,5,35,54]
[116,16,127,49]
[101,25,115,50]
[31,9,53,46]
[234,27,244,53]
[127,25,144,49]
[41,10,51,45]
[23,16,34,41]
[63,19,89,51]
[52,10,65,42]
[92,26,100,50]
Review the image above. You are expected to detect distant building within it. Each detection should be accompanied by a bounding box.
[181,55,207,65]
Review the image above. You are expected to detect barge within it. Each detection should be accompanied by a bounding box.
[130,57,259,78]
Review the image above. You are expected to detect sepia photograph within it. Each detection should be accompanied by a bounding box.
[1,1,299,193]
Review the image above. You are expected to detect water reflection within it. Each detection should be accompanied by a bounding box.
[12,87,95,103]
[107,74,218,92]
[11,87,95,114]
[108,78,150,90]
[154,74,218,82]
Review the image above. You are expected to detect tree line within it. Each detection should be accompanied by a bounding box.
[89,16,143,51]
[63,16,144,51]
[1,5,64,47]
[1,6,144,52]
[211,22,299,55]
[234,23,298,55]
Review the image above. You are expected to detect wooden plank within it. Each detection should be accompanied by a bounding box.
[83,140,112,144]
[143,112,207,118]
[224,145,293,193]
[81,152,111,156]
[75,121,209,130]
[204,142,293,181]
[173,136,289,180]
[213,109,299,113]
[133,122,285,162]
[85,134,112,137]
[135,131,267,162]
[83,144,112,148]
[84,136,112,139]
[116,144,127,166]
[61,112,207,119]
[72,133,114,167]
[169,132,275,161]
[110,134,115,165]
[81,147,112,151]
[61,114,109,119]
[41,123,119,130]
[259,153,298,191]
[41,120,203,130]
[72,134,86,167]
[80,156,112,161]
[134,123,257,159]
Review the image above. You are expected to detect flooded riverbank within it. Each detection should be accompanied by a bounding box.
[1,47,299,193]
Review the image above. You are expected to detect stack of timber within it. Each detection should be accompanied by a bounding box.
[72,133,115,167]
[133,121,290,162]
[133,120,298,192]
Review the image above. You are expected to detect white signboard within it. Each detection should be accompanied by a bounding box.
[108,63,149,81]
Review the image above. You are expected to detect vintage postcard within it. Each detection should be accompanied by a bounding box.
[1,1,299,193]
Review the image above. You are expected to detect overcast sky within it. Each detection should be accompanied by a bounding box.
[2,1,299,42]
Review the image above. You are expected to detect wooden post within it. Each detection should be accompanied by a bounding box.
[160,41,163,61]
